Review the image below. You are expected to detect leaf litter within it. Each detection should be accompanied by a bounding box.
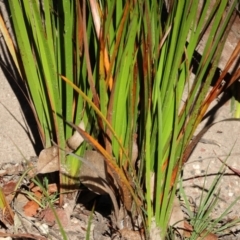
[0,138,189,240]
[0,120,238,240]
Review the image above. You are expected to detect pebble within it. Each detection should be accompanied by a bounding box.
[192,164,200,170]
[195,169,201,175]
[228,192,234,197]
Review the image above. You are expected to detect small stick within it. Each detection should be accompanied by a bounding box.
[215,151,240,177]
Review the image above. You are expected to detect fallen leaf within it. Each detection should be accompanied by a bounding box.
[14,193,29,211]
[68,122,135,211]
[31,183,58,194]
[119,228,143,240]
[183,221,218,239]
[34,191,43,201]
[47,183,58,194]
[79,150,108,195]
[23,200,39,217]
[37,121,85,174]
[31,185,40,192]
[37,146,59,174]
[183,221,193,238]
[3,181,16,195]
[40,208,70,227]
[28,182,35,189]
[202,233,218,240]
[78,150,120,219]
[3,163,22,176]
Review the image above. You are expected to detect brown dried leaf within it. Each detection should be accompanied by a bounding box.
[79,150,108,195]
[183,221,218,240]
[36,121,85,174]
[34,191,42,201]
[23,200,39,217]
[31,185,40,192]
[79,150,120,219]
[14,194,28,212]
[0,163,22,176]
[47,183,58,194]
[3,181,16,196]
[119,228,143,240]
[67,122,137,212]
[40,208,70,227]
[31,183,58,194]
[201,233,218,240]
[37,146,59,174]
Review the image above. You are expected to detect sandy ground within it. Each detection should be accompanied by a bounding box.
[181,10,240,239]
[0,2,240,239]
[0,68,36,162]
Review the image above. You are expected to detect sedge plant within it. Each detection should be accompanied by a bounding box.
[179,149,240,239]
[1,0,240,239]
[1,0,93,205]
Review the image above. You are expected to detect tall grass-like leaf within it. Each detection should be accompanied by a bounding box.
[5,0,91,203]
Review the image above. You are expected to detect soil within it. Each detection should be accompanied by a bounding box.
[0,2,240,240]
